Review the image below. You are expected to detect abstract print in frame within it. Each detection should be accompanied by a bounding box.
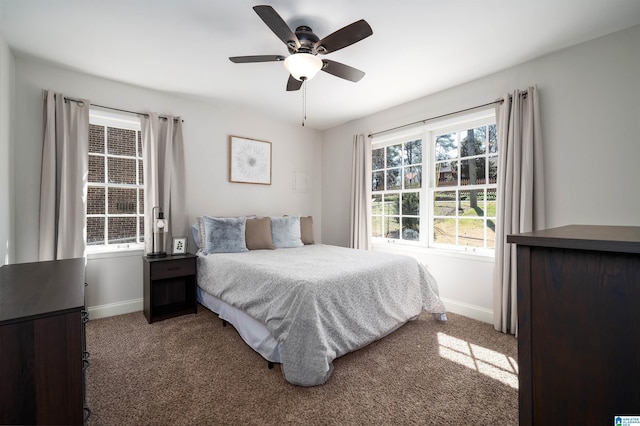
[229,136,272,185]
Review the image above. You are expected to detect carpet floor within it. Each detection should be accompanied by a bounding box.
[85,305,518,425]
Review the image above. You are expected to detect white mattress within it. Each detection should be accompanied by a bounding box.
[196,286,282,363]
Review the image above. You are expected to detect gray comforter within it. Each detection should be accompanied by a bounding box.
[197,244,446,386]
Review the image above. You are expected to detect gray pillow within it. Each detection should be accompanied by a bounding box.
[191,223,201,248]
[202,216,248,254]
[195,214,256,249]
[270,216,304,248]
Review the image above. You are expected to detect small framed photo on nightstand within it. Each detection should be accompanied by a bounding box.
[171,237,187,255]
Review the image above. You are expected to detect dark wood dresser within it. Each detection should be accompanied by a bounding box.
[0,258,88,425]
[507,225,640,426]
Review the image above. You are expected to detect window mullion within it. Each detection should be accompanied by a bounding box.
[102,125,109,246]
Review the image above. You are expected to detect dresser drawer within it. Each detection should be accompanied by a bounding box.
[150,258,195,280]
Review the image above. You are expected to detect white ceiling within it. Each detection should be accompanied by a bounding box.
[1,0,640,130]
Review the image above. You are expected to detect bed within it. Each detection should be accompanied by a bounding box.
[195,242,447,387]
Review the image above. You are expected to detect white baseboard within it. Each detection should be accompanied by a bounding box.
[86,298,143,320]
[440,297,493,324]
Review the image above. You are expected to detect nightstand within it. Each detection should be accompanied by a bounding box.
[143,253,197,324]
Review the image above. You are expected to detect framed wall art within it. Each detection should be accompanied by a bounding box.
[171,236,187,255]
[229,136,272,185]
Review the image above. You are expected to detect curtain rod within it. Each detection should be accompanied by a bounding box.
[367,100,502,138]
[63,96,184,122]
[367,89,529,139]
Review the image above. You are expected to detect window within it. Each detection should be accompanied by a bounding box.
[87,110,144,250]
[432,120,497,251]
[371,138,422,242]
[371,111,497,254]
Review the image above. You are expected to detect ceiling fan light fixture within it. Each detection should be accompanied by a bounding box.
[284,53,323,81]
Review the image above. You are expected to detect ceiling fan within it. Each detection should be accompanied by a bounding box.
[229,5,373,91]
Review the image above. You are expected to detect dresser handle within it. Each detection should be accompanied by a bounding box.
[167,267,182,271]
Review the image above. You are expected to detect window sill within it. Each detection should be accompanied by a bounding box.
[371,242,495,263]
[86,246,144,260]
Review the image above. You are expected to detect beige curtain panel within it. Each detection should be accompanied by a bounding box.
[349,134,372,250]
[38,90,90,260]
[140,113,186,255]
[493,86,546,335]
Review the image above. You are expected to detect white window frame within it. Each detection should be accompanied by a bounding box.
[87,109,144,254]
[371,108,497,257]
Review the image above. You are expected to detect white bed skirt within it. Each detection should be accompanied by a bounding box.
[196,286,282,363]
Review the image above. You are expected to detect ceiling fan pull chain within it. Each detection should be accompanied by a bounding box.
[302,79,307,127]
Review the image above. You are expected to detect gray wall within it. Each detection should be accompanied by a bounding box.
[11,56,322,317]
[3,25,639,321]
[321,25,640,321]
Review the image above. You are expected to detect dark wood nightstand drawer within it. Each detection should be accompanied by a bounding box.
[150,258,195,280]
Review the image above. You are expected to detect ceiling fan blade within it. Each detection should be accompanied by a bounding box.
[315,19,372,54]
[286,75,303,91]
[253,5,301,50]
[321,59,365,82]
[229,55,285,63]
